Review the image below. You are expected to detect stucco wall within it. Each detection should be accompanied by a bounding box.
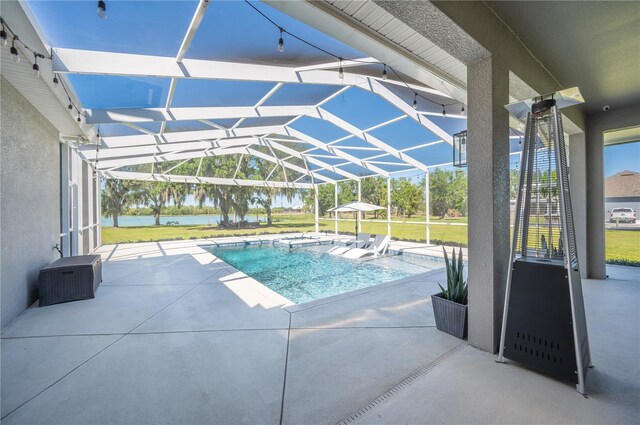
[585,103,640,278]
[1,76,60,328]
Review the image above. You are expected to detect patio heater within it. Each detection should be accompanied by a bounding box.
[498,88,592,395]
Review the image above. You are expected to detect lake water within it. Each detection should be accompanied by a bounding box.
[101,214,269,227]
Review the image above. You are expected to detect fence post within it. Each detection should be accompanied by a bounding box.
[387,176,391,238]
[334,183,338,234]
[425,170,430,245]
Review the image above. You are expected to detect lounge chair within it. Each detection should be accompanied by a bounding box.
[327,233,371,255]
[342,234,390,259]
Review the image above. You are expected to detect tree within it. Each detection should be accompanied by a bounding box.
[510,168,521,199]
[250,157,279,225]
[101,179,138,227]
[361,176,388,218]
[338,180,357,205]
[167,182,191,207]
[303,184,335,216]
[391,178,423,218]
[196,157,243,226]
[139,182,171,225]
[428,169,467,218]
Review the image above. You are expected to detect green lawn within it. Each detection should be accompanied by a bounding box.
[101,213,639,264]
[606,230,640,263]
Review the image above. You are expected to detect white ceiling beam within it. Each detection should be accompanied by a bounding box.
[368,160,407,166]
[232,154,245,179]
[332,146,382,151]
[161,158,192,175]
[263,138,360,181]
[103,170,314,189]
[52,48,451,100]
[243,147,335,184]
[255,82,283,107]
[96,125,284,148]
[365,79,454,144]
[199,119,228,130]
[362,115,406,133]
[315,108,430,172]
[294,57,379,72]
[401,140,446,152]
[79,137,257,157]
[161,77,178,135]
[85,105,319,125]
[262,0,466,103]
[285,127,389,177]
[56,50,453,148]
[195,157,204,177]
[51,48,312,82]
[176,0,210,63]
[94,144,334,184]
[123,122,155,135]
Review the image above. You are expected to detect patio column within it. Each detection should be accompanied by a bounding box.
[314,184,319,233]
[584,120,606,278]
[425,170,430,245]
[466,56,510,353]
[387,176,391,238]
[357,179,362,233]
[334,183,338,235]
[60,142,71,257]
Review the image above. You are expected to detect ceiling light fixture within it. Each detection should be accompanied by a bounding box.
[32,52,44,78]
[97,1,107,19]
[277,28,284,53]
[10,36,19,63]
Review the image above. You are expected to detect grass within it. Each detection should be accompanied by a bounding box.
[102,214,469,245]
[101,213,639,264]
[605,230,640,263]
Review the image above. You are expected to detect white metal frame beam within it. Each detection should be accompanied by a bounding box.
[93,145,337,184]
[53,43,459,184]
[104,170,314,189]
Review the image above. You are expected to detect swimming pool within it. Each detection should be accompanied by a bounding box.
[206,244,444,304]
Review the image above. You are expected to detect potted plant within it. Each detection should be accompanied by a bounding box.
[432,247,468,339]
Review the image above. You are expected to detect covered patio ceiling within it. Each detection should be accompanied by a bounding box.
[29,0,470,188]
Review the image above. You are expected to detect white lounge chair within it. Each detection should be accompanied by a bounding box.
[342,234,390,259]
[327,233,371,255]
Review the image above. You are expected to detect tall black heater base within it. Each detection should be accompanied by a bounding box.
[503,258,586,384]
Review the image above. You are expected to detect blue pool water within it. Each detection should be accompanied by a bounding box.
[206,244,443,304]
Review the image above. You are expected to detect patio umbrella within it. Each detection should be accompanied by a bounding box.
[328,201,385,239]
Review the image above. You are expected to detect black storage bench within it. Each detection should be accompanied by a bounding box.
[38,255,102,307]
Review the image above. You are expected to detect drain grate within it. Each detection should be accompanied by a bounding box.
[335,343,466,425]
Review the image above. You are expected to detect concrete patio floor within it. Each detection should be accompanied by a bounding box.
[1,237,638,424]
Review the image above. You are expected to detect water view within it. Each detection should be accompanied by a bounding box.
[101,214,269,227]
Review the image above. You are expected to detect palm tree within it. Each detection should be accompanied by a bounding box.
[251,192,274,225]
[168,182,191,208]
[139,182,171,226]
[101,179,137,227]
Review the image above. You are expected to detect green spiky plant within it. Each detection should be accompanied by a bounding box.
[437,247,468,305]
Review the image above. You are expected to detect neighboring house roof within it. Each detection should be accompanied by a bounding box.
[605,170,640,198]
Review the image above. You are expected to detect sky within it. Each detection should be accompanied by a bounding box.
[27,1,638,207]
[604,141,640,177]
